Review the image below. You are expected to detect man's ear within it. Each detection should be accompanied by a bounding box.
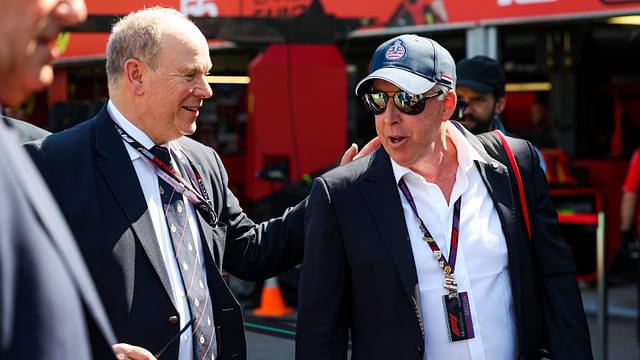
[494,95,507,115]
[122,59,145,96]
[441,89,457,121]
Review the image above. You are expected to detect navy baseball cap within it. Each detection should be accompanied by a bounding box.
[355,34,456,96]
[456,56,506,95]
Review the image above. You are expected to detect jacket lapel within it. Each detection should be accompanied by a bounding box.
[94,109,177,309]
[462,128,524,335]
[360,148,420,303]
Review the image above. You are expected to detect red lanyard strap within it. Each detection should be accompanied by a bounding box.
[113,123,218,227]
[398,178,461,275]
[495,130,531,240]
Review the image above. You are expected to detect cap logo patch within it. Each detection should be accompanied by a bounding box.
[385,40,406,60]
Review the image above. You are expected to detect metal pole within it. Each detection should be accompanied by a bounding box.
[596,211,607,360]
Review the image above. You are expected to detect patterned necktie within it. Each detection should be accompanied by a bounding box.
[151,145,217,359]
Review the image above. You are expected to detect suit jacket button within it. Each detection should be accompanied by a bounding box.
[168,315,179,325]
[415,345,423,353]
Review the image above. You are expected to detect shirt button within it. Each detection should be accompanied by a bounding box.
[167,315,179,325]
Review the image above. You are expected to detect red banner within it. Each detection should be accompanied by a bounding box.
[85,0,178,15]
[212,0,640,25]
[65,0,640,59]
[85,0,640,25]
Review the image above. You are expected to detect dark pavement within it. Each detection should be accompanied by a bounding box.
[583,281,639,360]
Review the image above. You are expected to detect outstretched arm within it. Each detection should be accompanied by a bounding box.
[296,178,350,359]
[621,192,638,232]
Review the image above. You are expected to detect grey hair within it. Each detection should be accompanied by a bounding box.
[434,84,450,100]
[105,7,188,86]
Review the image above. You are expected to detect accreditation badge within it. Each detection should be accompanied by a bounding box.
[443,291,475,342]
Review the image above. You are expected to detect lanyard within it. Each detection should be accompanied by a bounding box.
[113,122,218,227]
[398,178,461,279]
[399,180,475,341]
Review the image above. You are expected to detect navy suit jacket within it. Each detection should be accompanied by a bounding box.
[25,106,306,359]
[296,123,592,359]
[0,120,116,359]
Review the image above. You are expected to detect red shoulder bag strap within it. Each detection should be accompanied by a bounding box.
[495,130,532,240]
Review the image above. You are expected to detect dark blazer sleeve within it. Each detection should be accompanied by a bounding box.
[295,177,351,359]
[207,147,307,280]
[0,126,93,359]
[518,140,592,359]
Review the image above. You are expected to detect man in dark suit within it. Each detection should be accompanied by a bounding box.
[0,0,145,358]
[0,120,119,360]
[296,34,592,359]
[26,8,306,359]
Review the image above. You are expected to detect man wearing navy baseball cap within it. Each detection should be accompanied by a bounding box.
[455,55,547,172]
[455,55,507,134]
[296,34,591,360]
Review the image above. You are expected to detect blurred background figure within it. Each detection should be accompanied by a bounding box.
[527,98,557,149]
[1,0,155,359]
[618,147,640,343]
[616,148,640,275]
[454,56,507,134]
[453,55,547,172]
[0,0,117,359]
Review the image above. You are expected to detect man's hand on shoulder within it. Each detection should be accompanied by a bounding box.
[339,137,381,166]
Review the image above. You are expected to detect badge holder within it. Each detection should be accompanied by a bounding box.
[442,274,475,342]
[443,292,475,341]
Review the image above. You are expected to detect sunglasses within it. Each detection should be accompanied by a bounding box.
[363,90,443,115]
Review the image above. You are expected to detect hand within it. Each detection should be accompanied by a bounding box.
[113,343,157,360]
[339,137,381,165]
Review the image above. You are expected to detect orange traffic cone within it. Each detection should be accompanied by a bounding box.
[253,277,294,317]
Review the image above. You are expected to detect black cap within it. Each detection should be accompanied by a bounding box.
[456,56,505,95]
[355,34,456,96]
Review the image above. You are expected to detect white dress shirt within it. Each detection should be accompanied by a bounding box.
[108,101,208,360]
[391,121,517,360]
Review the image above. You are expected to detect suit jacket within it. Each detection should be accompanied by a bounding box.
[296,123,592,360]
[0,120,116,359]
[25,106,306,359]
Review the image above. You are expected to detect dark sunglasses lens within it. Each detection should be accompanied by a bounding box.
[363,92,388,115]
[394,92,426,115]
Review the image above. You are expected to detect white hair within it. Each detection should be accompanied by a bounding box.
[105,7,191,86]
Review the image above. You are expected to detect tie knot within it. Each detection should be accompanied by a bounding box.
[151,145,172,165]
